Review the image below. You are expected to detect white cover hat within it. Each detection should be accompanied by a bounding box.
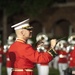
[11,19,33,30]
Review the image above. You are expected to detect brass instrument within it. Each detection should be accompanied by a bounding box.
[36,33,49,52]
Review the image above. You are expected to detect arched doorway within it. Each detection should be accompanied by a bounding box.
[51,19,71,38]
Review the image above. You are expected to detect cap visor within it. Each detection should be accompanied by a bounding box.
[26,26,33,29]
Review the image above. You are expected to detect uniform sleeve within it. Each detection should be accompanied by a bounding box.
[23,45,53,64]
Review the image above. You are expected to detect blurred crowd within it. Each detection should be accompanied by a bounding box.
[0,32,75,75]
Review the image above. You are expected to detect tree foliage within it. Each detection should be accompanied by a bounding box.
[23,0,56,17]
[0,0,24,16]
[0,0,56,17]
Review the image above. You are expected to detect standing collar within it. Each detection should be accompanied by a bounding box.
[16,38,26,43]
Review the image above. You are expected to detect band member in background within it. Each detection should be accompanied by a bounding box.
[66,35,75,75]
[52,52,59,69]
[3,34,15,75]
[36,34,50,75]
[0,40,3,75]
[56,40,68,75]
[8,19,58,75]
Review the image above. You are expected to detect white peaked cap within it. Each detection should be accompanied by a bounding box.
[11,19,32,30]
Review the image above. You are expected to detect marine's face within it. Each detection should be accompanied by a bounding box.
[22,28,33,39]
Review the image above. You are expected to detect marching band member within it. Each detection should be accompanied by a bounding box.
[52,47,59,69]
[8,19,58,75]
[3,34,15,75]
[36,34,50,75]
[66,35,75,75]
[56,40,68,75]
[0,40,3,75]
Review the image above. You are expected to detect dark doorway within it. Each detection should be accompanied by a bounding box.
[52,19,71,38]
